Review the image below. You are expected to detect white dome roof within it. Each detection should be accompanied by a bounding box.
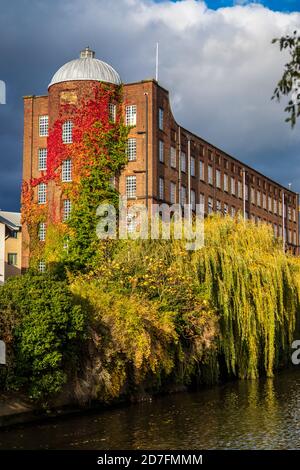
[48,47,121,88]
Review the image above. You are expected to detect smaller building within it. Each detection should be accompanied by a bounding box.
[0,211,22,285]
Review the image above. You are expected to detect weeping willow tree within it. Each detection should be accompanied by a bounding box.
[194,215,300,379]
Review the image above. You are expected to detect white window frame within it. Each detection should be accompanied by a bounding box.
[158,107,164,130]
[208,165,213,185]
[39,115,48,137]
[159,177,164,200]
[126,175,136,198]
[109,103,116,122]
[126,105,137,126]
[38,222,46,242]
[170,182,176,204]
[191,189,196,211]
[38,148,47,171]
[170,146,176,168]
[231,177,235,196]
[63,199,72,221]
[216,169,221,188]
[191,157,195,177]
[62,120,73,144]
[159,140,164,163]
[39,260,46,273]
[181,152,186,173]
[208,196,213,214]
[127,138,136,162]
[38,183,47,205]
[62,159,72,182]
[224,173,228,192]
[199,161,204,181]
[180,186,186,206]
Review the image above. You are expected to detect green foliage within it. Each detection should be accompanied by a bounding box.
[272,30,300,127]
[0,273,86,400]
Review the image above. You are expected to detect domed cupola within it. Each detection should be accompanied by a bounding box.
[48,47,121,88]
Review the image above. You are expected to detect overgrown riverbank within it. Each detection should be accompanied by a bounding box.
[1,216,300,407]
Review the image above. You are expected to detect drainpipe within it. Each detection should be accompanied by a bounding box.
[282,191,285,252]
[187,137,191,221]
[144,92,149,210]
[178,126,181,205]
[242,167,246,221]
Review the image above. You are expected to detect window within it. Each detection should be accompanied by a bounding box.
[190,157,195,177]
[294,231,297,245]
[170,182,176,204]
[289,230,292,243]
[38,222,46,241]
[180,186,186,206]
[199,161,204,181]
[257,190,261,207]
[39,260,46,273]
[268,196,272,212]
[7,253,17,266]
[62,159,72,182]
[127,214,136,234]
[127,138,136,161]
[263,193,267,209]
[208,165,213,185]
[293,208,296,222]
[231,206,236,217]
[251,187,255,204]
[191,189,196,211]
[159,140,164,163]
[274,224,278,237]
[38,183,47,204]
[170,146,176,168]
[109,103,116,122]
[216,169,221,188]
[126,175,136,198]
[181,152,186,172]
[208,197,213,214]
[62,120,73,143]
[216,200,221,213]
[231,177,235,195]
[126,105,137,126]
[224,173,228,192]
[63,199,72,221]
[238,181,242,198]
[159,177,164,199]
[245,184,249,201]
[208,150,213,161]
[200,193,205,211]
[279,200,282,216]
[39,115,48,137]
[224,203,229,215]
[38,148,47,171]
[158,107,164,130]
[288,206,292,221]
[274,198,277,214]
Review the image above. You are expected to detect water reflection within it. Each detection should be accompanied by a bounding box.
[1,368,300,449]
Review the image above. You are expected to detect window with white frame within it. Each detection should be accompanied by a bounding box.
[263,193,267,209]
[126,105,137,126]
[224,173,228,192]
[62,120,73,144]
[158,107,164,130]
[127,214,136,234]
[180,152,186,172]
[127,138,136,161]
[39,260,46,273]
[170,182,176,204]
[238,181,242,199]
[274,198,277,214]
[268,196,272,212]
[180,186,186,206]
[257,190,261,207]
[159,177,164,199]
[251,187,255,204]
[191,189,196,211]
[279,200,282,216]
[216,169,221,188]
[38,148,47,171]
[63,199,72,221]
[293,208,296,222]
[224,203,228,215]
[245,184,249,201]
[288,206,292,220]
[38,222,46,242]
[39,115,48,137]
[38,183,47,204]
[170,146,176,168]
[208,165,213,185]
[216,200,221,213]
[159,140,164,163]
[190,157,195,177]
[62,159,72,182]
[200,193,205,211]
[126,175,136,198]
[231,177,235,195]
[208,196,213,214]
[199,161,204,181]
[109,103,116,122]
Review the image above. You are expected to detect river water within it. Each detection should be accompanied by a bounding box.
[1,368,300,449]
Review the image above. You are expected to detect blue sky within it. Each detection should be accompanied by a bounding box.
[163,0,300,11]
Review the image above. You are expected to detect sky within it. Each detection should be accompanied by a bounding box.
[0,0,299,212]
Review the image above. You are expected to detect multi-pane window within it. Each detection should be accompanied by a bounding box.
[170,146,176,168]
[159,177,164,200]
[126,105,137,126]
[38,148,47,171]
[224,203,229,215]
[199,161,204,181]
[180,152,186,172]
[158,107,164,130]
[231,177,235,195]
[180,186,186,206]
[39,115,48,137]
[38,183,47,204]
[238,181,242,198]
[191,189,196,211]
[170,182,176,204]
[224,173,228,192]
[127,214,136,234]
[127,138,136,161]
[274,198,277,214]
[62,120,73,144]
[216,200,222,213]
[109,103,116,122]
[288,206,292,221]
[263,193,267,209]
[251,187,255,204]
[208,196,213,214]
[63,199,72,221]
[190,157,195,177]
[245,184,249,201]
[268,196,272,212]
[39,260,46,273]
[216,169,221,188]
[62,159,72,182]
[208,165,213,185]
[7,253,17,266]
[257,190,261,207]
[200,193,205,211]
[293,208,296,222]
[159,140,164,163]
[126,175,136,198]
[38,222,46,242]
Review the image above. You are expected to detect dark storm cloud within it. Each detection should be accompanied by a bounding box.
[0,0,299,211]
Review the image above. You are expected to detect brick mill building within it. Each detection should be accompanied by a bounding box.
[22,47,299,269]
